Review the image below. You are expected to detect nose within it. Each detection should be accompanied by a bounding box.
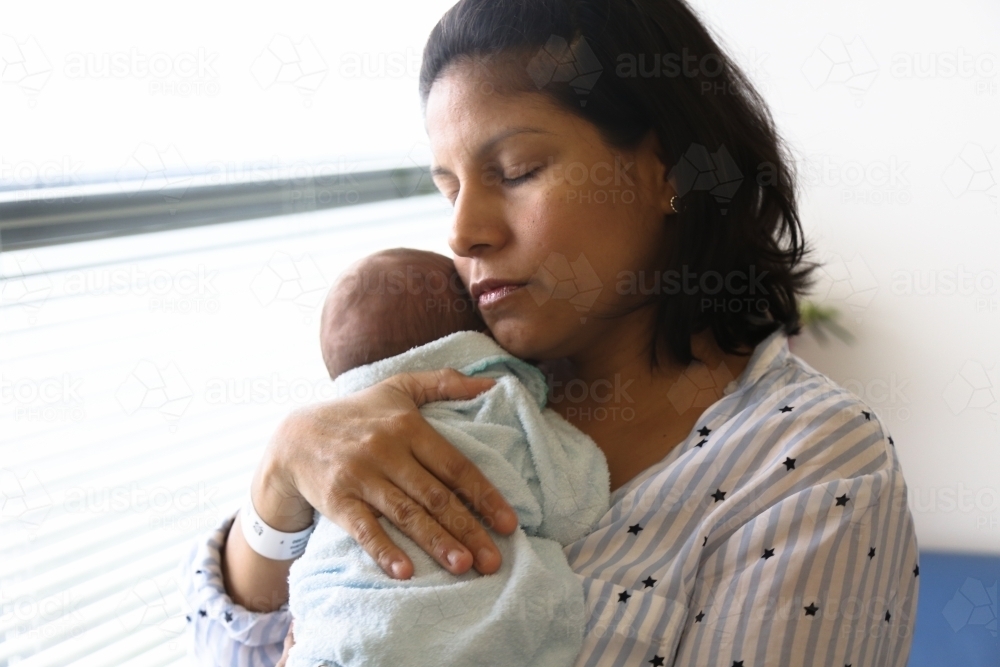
[447,186,509,259]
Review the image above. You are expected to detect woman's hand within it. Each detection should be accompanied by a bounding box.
[224,368,519,611]
[258,368,519,580]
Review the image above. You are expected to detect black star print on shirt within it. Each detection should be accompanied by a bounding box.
[885,610,892,622]
[835,494,850,506]
[224,610,233,623]
[862,410,871,421]
[804,603,819,616]
[642,576,657,588]
[762,548,775,560]
[914,564,920,577]
[618,590,631,603]
[888,436,894,446]
[648,656,665,667]
[868,547,876,559]
[782,457,796,470]
[703,536,708,546]
[695,611,705,622]
[628,523,643,535]
[711,489,727,502]
[698,426,711,437]
[198,609,207,617]
[779,405,793,413]
[732,661,745,667]
[695,438,708,448]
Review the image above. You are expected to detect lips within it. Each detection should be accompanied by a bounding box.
[470,279,527,307]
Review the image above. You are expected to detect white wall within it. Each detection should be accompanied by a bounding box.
[686,0,999,554]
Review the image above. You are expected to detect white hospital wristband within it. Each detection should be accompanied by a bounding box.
[240,496,316,561]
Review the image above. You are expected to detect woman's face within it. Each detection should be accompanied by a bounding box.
[425,62,676,362]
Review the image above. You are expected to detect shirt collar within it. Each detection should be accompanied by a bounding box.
[606,326,791,506]
[723,327,790,397]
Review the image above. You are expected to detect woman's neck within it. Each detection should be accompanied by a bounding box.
[539,314,753,493]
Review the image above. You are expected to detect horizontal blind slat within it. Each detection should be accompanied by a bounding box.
[1,195,452,665]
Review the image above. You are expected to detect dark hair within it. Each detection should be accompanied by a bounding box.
[419,0,818,368]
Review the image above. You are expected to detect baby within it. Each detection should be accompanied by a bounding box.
[286,248,611,667]
[318,248,490,379]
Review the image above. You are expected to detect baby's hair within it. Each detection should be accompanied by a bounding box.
[320,248,486,379]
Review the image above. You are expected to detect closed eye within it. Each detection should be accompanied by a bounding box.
[503,167,540,186]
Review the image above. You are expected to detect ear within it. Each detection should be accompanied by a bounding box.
[635,130,679,216]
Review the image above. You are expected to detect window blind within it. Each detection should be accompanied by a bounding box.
[0,193,453,665]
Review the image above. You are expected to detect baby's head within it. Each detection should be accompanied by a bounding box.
[320,248,487,379]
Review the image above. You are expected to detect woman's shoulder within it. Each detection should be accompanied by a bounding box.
[608,330,908,515]
[727,339,903,482]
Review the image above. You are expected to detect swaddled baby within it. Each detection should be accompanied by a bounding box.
[286,248,611,667]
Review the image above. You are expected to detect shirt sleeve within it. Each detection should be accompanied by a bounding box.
[670,408,920,667]
[176,512,292,667]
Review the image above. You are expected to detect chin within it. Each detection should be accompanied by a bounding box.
[485,317,564,361]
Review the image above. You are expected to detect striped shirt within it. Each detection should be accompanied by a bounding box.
[178,328,919,666]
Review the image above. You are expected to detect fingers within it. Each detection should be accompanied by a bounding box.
[363,500,382,519]
[391,368,496,408]
[367,476,478,575]
[332,475,476,579]
[389,369,518,537]
[385,462,503,575]
[304,368,516,583]
[410,423,519,537]
[335,495,415,580]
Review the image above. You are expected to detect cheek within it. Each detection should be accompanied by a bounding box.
[535,189,656,273]
[522,177,616,247]
[509,177,662,310]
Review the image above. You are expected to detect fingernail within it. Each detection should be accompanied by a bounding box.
[447,550,464,567]
[498,508,516,526]
[390,560,406,578]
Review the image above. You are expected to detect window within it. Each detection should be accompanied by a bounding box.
[2,0,455,191]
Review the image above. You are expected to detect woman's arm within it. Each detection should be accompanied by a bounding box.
[177,513,292,666]
[220,368,520,613]
[670,467,919,667]
[563,469,918,667]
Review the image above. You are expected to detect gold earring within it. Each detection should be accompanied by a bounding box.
[670,195,680,213]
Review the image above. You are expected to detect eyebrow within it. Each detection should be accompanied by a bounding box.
[431,127,552,177]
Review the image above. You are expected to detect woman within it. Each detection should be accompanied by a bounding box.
[181,1,919,665]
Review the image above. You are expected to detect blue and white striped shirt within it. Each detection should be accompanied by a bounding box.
[178,328,919,666]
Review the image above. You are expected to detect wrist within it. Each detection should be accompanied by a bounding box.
[251,440,315,533]
[240,494,315,561]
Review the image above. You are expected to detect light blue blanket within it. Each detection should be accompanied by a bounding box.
[287,330,610,667]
